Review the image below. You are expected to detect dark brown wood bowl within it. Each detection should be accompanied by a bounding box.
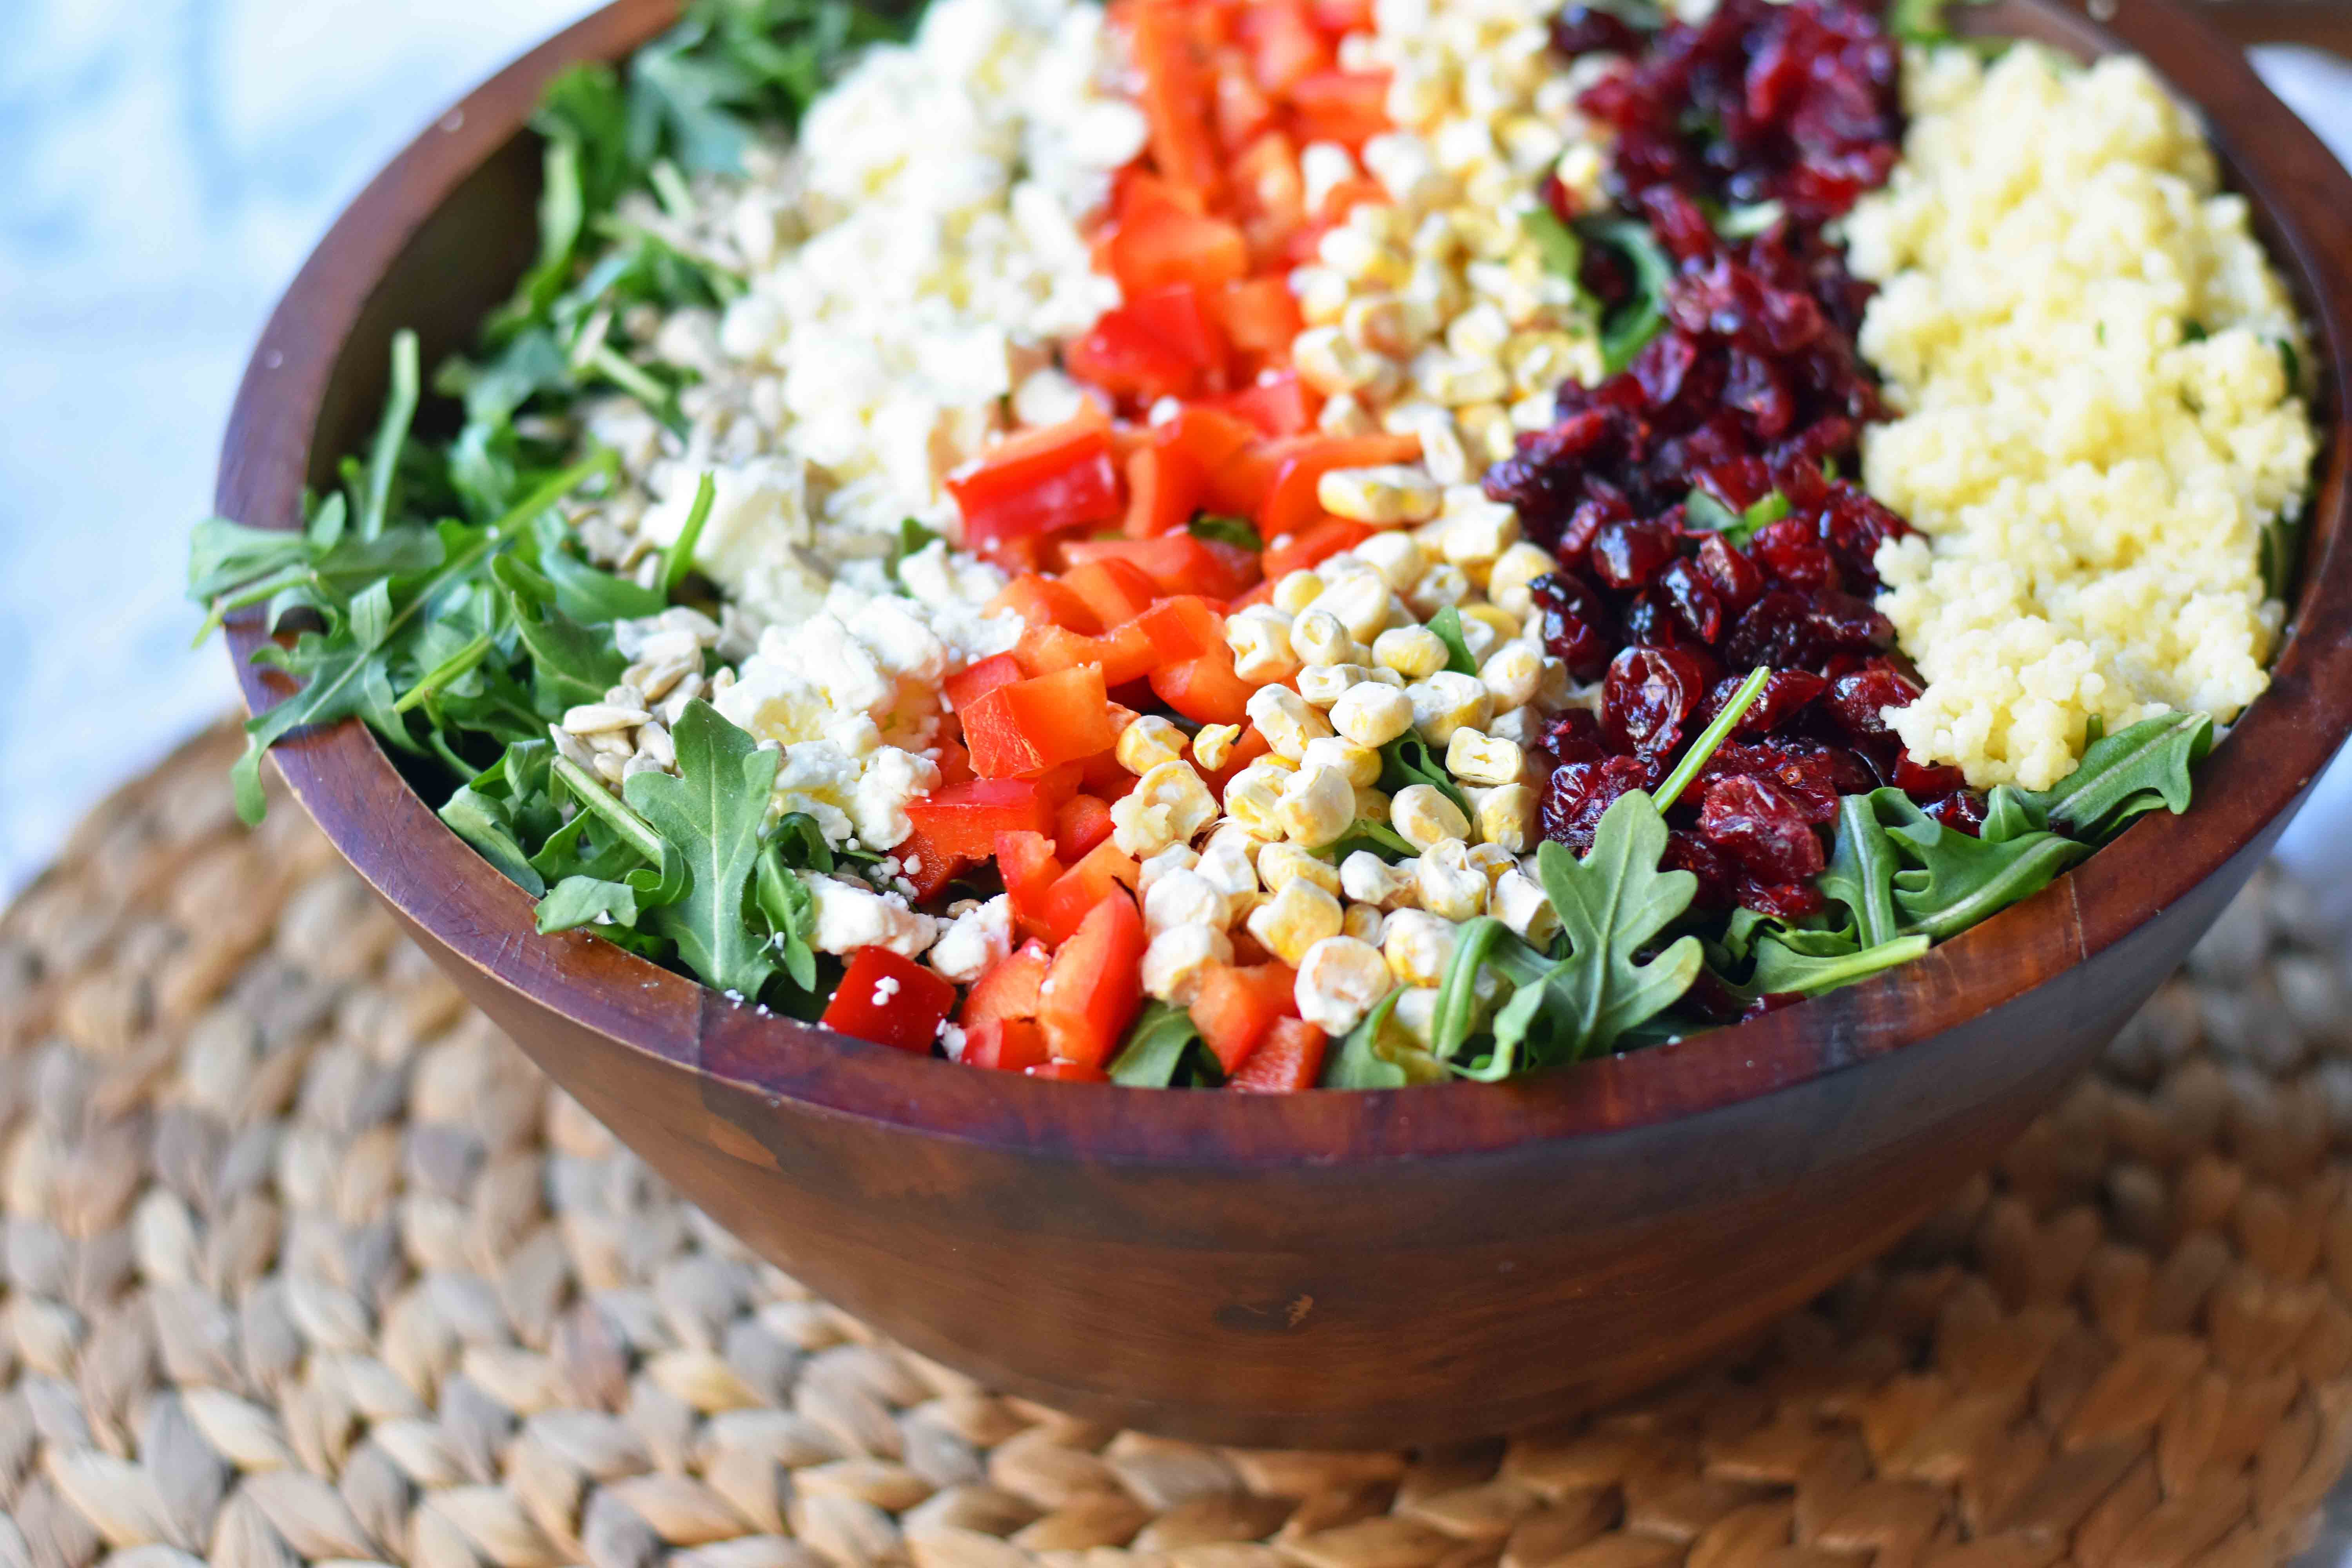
[215,0,2352,1446]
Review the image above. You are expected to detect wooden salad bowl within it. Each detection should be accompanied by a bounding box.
[216,0,2352,1446]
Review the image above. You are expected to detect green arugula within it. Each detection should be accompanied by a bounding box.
[1377,734,1470,816]
[1189,514,1265,552]
[754,842,821,992]
[1521,207,1583,282]
[1820,793,1902,946]
[657,472,718,599]
[1108,1002,1216,1087]
[620,700,784,997]
[1580,218,1676,375]
[1425,606,1480,677]
[1738,931,1932,1001]
[1684,487,1789,548]
[1321,817,1419,864]
[1824,788,2089,943]
[2014,711,2213,842]
[1323,989,1447,1088]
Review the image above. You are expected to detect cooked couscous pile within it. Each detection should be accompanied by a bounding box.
[1847,44,2317,790]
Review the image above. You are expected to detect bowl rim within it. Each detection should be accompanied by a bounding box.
[218,0,2352,1167]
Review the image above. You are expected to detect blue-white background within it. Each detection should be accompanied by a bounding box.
[2,4,2350,903]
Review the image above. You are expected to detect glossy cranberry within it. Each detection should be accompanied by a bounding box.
[1664,830,1739,911]
[1750,515,1841,592]
[1701,775,1828,883]
[1700,669,1825,735]
[1693,533,1766,612]
[1590,517,1680,590]
[1804,591,1896,653]
[1530,572,1620,682]
[1603,646,1712,754]
[1893,750,1969,800]
[1824,662,1920,737]
[1551,3,1646,56]
[1655,558,1725,644]
[1924,790,1987,836]
[1543,756,1655,854]
[1541,709,1609,768]
[1723,588,1819,670]
[1736,878,1830,920]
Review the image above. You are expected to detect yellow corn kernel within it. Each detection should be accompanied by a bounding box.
[1317,392,1377,437]
[1391,985,1443,1046]
[1340,850,1419,910]
[1403,562,1473,618]
[1294,325,1394,398]
[1478,643,1543,711]
[1142,923,1234,1005]
[1272,569,1327,615]
[1443,301,1513,359]
[1445,728,1527,787]
[1222,765,1291,841]
[1259,840,1345,897]
[1245,686,1335,762]
[1373,624,1450,682]
[1292,263,1351,325]
[1354,530,1426,593]
[1224,606,1302,685]
[1341,902,1387,944]
[1299,143,1357,214]
[1111,761,1218,858]
[1297,663,1377,708]
[1341,294,1438,359]
[1390,783,1470,851]
[1294,935,1394,1035]
[1461,603,1521,642]
[1474,783,1538,854]
[1142,869,1229,936]
[1352,785,1392,824]
[1406,671,1494,746]
[1466,842,1517,884]
[1191,723,1241,772]
[1412,351,1510,407]
[1115,714,1188,776]
[1318,464,1444,526]
[1441,498,1521,565]
[1485,541,1555,617]
[1303,735,1383,790]
[1382,908,1459,987]
[1416,838,1488,921]
[1329,681,1417,748]
[1135,845,1200,900]
[1290,609,1367,668]
[1197,833,1261,898]
[1245,878,1345,967]
[1276,763,1356,849]
[1306,569,1396,644]
[1490,867,1560,948]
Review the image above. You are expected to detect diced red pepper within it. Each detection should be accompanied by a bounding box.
[947,412,1121,554]
[1259,432,1422,539]
[991,572,1104,634]
[1038,890,1148,1067]
[1061,558,1163,628]
[1308,0,1374,31]
[1061,534,1261,601]
[1134,595,1226,662]
[1214,278,1305,356]
[1229,1017,1328,1091]
[963,1017,1052,1072]
[1189,960,1300,1073]
[821,948,958,1054]
[934,733,975,789]
[1261,517,1374,580]
[1130,0,1225,205]
[1151,646,1258,726]
[962,666,1118,779]
[1014,620,1159,688]
[1080,746,1136,798]
[895,829,962,902]
[1123,445,1192,539]
[1240,0,1332,93]
[1213,47,1279,152]
[1206,373,1317,438]
[944,653,1025,713]
[1287,69,1391,148]
[962,939,1052,1025]
[1066,286,1225,404]
[995,832,1065,941]
[904,778,1055,864]
[1056,793,1118,861]
[1040,837,1144,946]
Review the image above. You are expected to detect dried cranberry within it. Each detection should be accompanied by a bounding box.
[1603,646,1712,754]
[1893,750,1969,800]
[1737,877,1830,920]
[1750,515,1841,592]
[1656,558,1726,644]
[1923,790,1987,836]
[1701,669,1825,735]
[1541,708,1609,767]
[1530,572,1620,683]
[1824,662,1920,737]
[1702,775,1827,883]
[1664,829,1739,911]
[1804,591,1896,653]
[1693,533,1766,611]
[1543,756,1655,854]
[1723,588,1820,669]
[1590,517,1680,590]
[1552,4,1646,56]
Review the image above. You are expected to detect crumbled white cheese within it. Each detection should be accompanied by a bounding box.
[928,894,1016,982]
[805,872,941,957]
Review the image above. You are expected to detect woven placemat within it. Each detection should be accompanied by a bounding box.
[6,723,2352,1568]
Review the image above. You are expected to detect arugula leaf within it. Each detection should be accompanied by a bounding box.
[1655,664,1769,811]
[754,844,820,993]
[768,811,838,873]
[1527,794,1705,1056]
[1321,817,1419,864]
[538,875,647,933]
[529,514,665,624]
[1425,606,1480,677]
[440,739,560,895]
[1321,989,1448,1088]
[499,562,630,717]
[1820,794,1902,946]
[658,471,717,600]
[1581,218,1676,376]
[1378,734,1470,816]
[887,518,945,585]
[621,700,782,997]
[1843,788,2089,941]
[2021,711,2213,843]
[1108,1002,1209,1087]
[1189,514,1264,552]
[1684,487,1789,548]
[628,0,912,177]
[1745,932,1931,998]
[357,331,423,542]
[1434,917,1555,1079]
[1521,207,1583,281]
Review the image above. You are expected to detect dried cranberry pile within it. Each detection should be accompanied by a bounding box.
[1490,0,1979,923]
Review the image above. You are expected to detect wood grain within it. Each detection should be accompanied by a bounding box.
[210,0,2352,1444]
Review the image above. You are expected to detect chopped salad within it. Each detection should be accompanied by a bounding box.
[194,0,2316,1088]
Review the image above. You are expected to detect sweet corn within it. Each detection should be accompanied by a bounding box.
[1383,908,1460,987]
[1317,392,1377,437]
[1258,840,1345,897]
[1273,570,1326,614]
[1295,325,1398,397]
[1404,561,1474,618]
[1488,706,1543,747]
[1225,606,1302,685]
[1441,497,1521,565]
[1329,681,1416,748]
[1485,541,1555,617]
[1373,624,1451,681]
[1246,878,1345,967]
[1246,686,1334,762]
[1277,763,1356,848]
[1362,130,1453,209]
[1112,761,1219,858]
[1222,764,1291,840]
[1299,143,1357,215]
[1413,351,1510,406]
[1392,985,1443,1047]
[1290,609,1365,668]
[1142,923,1234,1005]
[1390,783,1471,851]
[1303,735,1383,789]
[1292,264,1352,326]
[1443,300,1512,359]
[1317,224,1403,285]
[1457,617,1499,663]
[1306,570,1395,643]
[1294,935,1395,1035]
[1340,850,1420,910]
[1461,603,1520,643]
[1474,783,1538,853]
[1116,714,1189,776]
[1342,902,1387,944]
[1136,845,1200,899]
[1318,464,1444,525]
[1192,723,1241,771]
[1490,868,1560,947]
[1355,530,1426,591]
[1353,784,1393,823]
[1341,295,1438,360]
[1445,728,1527,787]
[1406,671,1494,746]
[1466,841,1517,883]
[1416,838,1488,921]
[1196,833,1261,899]
[1417,419,1472,486]
[1297,663,1375,708]
[1143,869,1229,935]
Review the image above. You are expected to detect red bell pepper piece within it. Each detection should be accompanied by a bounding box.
[1130,0,1225,206]
[1151,645,1257,726]
[963,1017,1052,1072]
[1060,534,1261,601]
[1038,890,1148,1067]
[904,778,1055,864]
[1060,558,1163,628]
[895,829,962,902]
[1259,432,1422,540]
[1214,278,1305,356]
[947,412,1121,552]
[1287,70,1391,148]
[1239,0,1332,93]
[995,832,1065,942]
[1188,960,1300,1073]
[1261,517,1375,580]
[944,653,1025,714]
[1229,1017,1328,1091]
[962,939,1053,1025]
[1134,596,1226,662]
[1055,794,1118,861]
[1205,373,1317,438]
[820,948,958,1054]
[1213,50,1279,154]
[1039,837,1144,946]
[1014,620,1159,688]
[961,666,1118,779]
[991,572,1104,634]
[1066,287,1225,405]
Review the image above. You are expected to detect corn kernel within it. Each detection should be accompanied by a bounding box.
[1296,663,1372,708]
[1112,761,1218,858]
[1373,624,1450,681]
[1417,419,1472,486]
[1467,842,1517,883]
[1461,603,1521,642]
[1318,464,1444,526]
[1441,497,1521,565]
[1353,785,1392,823]
[1329,681,1416,748]
[1273,570,1326,615]
[1488,706,1542,747]
[1506,330,1581,397]
[1317,392,1377,437]
[1340,850,1419,910]
[1142,923,1234,1005]
[1458,617,1499,663]
[1479,644,1543,711]
[1136,845,1200,900]
[1143,869,1229,936]
[1316,224,1397,283]
[1342,901,1387,944]
[1246,686,1335,762]
[1444,301,1512,359]
[1192,723,1241,771]
[1299,142,1357,214]
[1383,908,1460,987]
[1475,783,1537,853]
[1290,609,1366,668]
[1222,766,1290,841]
[1246,878,1345,967]
[1413,351,1510,406]
[1455,403,1515,466]
[1294,935,1395,1035]
[1341,295,1438,359]
[1303,735,1383,789]
[1293,265,1352,327]
[1294,326,1396,398]
[1446,728,1527,787]
[1259,840,1345,897]
[1490,868,1560,947]
[1403,562,1473,618]
[1390,784,1471,851]
[1225,606,1302,685]
[1508,392,1554,432]
[1355,530,1427,592]
[1392,985,1442,1046]
[1197,833,1261,899]
[1306,570,1395,644]
[1416,838,1488,920]
[1276,763,1356,848]
[1406,671,1494,746]
[1361,131,1453,209]
[1116,714,1188,776]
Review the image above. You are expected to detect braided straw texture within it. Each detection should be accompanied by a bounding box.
[7,726,2352,1568]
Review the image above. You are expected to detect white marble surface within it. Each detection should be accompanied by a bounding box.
[1,8,2349,901]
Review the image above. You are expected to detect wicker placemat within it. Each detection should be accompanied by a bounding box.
[6,724,2352,1568]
